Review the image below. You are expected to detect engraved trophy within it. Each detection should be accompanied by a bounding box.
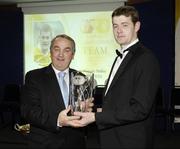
[69,71,94,115]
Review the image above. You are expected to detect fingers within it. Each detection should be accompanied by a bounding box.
[91,97,94,102]
[66,105,71,112]
[69,120,86,128]
[68,115,81,121]
[87,97,94,102]
[73,111,83,117]
[87,108,93,112]
[88,102,94,107]
[61,106,71,115]
[85,98,94,112]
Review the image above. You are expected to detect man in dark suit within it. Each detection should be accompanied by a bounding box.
[72,5,160,149]
[21,34,92,148]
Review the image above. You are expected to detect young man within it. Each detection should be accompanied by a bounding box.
[73,5,160,149]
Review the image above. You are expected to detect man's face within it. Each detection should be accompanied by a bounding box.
[112,15,140,46]
[39,31,52,54]
[50,37,74,71]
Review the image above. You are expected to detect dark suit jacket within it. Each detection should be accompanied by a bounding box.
[95,42,160,149]
[20,65,86,148]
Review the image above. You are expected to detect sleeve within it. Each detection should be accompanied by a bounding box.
[20,71,60,132]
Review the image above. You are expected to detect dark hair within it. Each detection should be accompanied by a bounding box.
[112,5,139,25]
[50,34,76,53]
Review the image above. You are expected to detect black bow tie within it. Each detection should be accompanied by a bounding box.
[116,49,129,58]
[116,49,122,58]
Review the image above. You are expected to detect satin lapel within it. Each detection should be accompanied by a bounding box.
[105,42,141,96]
[104,56,119,96]
[107,51,133,94]
[44,65,65,109]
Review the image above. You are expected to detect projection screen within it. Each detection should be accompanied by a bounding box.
[175,0,180,87]
[20,0,125,85]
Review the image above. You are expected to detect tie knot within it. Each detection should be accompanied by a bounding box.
[58,72,66,79]
[116,49,129,58]
[116,49,123,58]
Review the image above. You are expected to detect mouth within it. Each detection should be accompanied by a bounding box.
[117,36,125,41]
[57,57,65,62]
[117,35,124,38]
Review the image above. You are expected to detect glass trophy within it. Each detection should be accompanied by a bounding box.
[69,71,94,115]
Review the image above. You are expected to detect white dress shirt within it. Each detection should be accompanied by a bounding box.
[105,39,139,95]
[51,65,70,95]
[51,65,70,127]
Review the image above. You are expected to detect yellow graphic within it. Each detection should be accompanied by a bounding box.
[34,48,51,66]
[175,0,180,86]
[176,0,180,25]
[24,12,119,85]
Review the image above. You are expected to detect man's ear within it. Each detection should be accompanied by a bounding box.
[135,21,141,32]
[72,53,75,59]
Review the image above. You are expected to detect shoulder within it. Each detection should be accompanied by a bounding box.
[133,42,159,63]
[128,43,160,73]
[25,65,51,79]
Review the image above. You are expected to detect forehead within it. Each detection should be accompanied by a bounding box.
[113,15,132,24]
[52,37,72,47]
[54,37,70,43]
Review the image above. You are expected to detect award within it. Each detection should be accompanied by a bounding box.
[69,71,95,114]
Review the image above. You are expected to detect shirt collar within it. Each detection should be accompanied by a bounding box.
[51,64,69,75]
[120,38,139,53]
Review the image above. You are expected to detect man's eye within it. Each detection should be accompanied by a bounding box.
[65,49,71,52]
[113,25,118,29]
[123,24,128,27]
[53,48,59,51]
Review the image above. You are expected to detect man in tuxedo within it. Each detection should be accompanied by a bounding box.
[21,34,92,148]
[72,5,160,149]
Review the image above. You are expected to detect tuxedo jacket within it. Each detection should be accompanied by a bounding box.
[20,65,86,148]
[95,42,160,149]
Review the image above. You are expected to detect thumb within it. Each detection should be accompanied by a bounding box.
[64,105,71,113]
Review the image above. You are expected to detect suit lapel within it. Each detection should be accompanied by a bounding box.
[44,65,65,108]
[44,66,77,109]
[105,42,141,95]
[104,56,119,96]
[108,52,133,92]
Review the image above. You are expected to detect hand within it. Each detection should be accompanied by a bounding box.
[85,97,94,112]
[58,106,81,127]
[71,111,95,127]
[76,97,94,112]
